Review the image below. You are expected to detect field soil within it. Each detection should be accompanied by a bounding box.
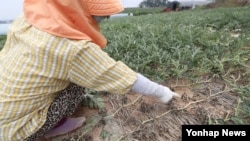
[44,77,238,141]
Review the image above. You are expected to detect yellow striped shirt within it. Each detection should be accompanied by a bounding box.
[0,14,137,141]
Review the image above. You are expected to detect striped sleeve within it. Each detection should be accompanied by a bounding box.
[69,41,137,94]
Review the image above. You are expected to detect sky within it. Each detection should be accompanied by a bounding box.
[0,0,23,20]
[0,0,210,20]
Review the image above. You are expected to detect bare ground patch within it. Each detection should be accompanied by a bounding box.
[48,77,239,141]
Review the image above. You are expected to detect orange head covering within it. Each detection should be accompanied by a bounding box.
[23,0,124,48]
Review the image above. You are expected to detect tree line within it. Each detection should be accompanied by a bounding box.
[139,0,250,8]
[139,0,169,8]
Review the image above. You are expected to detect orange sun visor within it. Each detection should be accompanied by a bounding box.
[23,0,124,48]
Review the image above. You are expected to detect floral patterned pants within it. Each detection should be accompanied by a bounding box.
[24,84,85,141]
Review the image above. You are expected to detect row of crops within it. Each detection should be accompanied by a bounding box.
[102,6,250,81]
[100,6,250,124]
[1,6,250,124]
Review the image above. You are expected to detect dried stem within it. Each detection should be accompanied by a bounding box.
[117,88,236,141]
[104,95,143,119]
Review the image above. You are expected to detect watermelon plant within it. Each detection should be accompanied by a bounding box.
[0,6,249,126]
[101,6,250,124]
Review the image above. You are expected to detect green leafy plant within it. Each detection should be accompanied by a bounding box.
[101,6,250,124]
[82,89,105,109]
[0,35,6,50]
[1,6,249,126]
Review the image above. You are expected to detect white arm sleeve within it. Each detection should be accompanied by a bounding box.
[131,73,180,103]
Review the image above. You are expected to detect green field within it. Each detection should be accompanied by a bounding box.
[0,35,5,50]
[102,6,250,124]
[1,6,249,127]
